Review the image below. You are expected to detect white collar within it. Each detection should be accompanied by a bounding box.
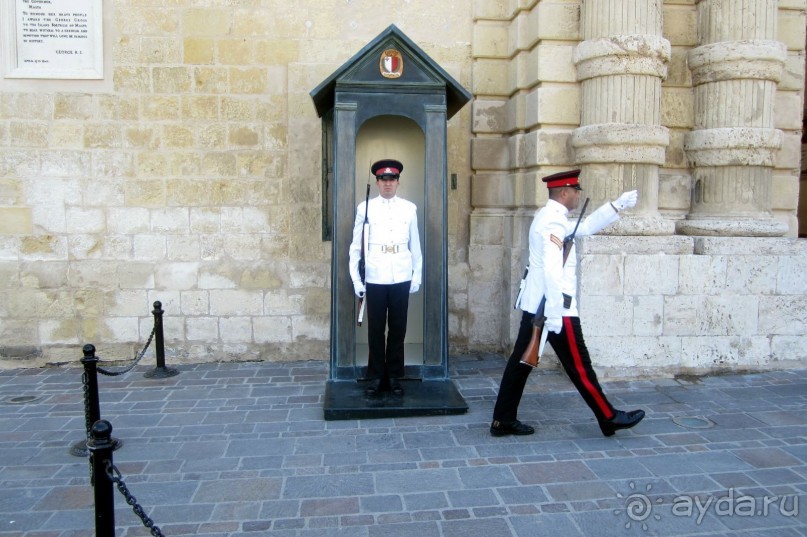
[546,198,569,215]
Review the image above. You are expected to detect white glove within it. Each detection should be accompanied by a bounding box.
[353,281,365,298]
[409,282,420,294]
[612,190,638,212]
[545,317,562,334]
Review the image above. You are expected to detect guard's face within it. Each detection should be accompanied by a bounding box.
[376,177,399,199]
[569,187,582,210]
[562,187,582,211]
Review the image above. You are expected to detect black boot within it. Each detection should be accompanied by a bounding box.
[490,420,535,437]
[364,378,382,397]
[389,378,404,396]
[599,409,645,437]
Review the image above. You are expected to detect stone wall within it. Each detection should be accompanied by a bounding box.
[574,235,807,377]
[467,0,807,374]
[0,0,805,375]
[0,1,474,368]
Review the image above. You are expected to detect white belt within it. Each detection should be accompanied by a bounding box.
[369,243,407,254]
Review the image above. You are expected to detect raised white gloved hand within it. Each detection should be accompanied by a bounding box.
[409,282,420,294]
[353,281,365,298]
[545,316,562,334]
[612,190,638,212]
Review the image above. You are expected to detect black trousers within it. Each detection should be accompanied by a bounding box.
[365,281,410,380]
[493,311,616,423]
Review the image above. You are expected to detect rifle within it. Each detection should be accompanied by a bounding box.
[562,197,589,264]
[520,197,590,367]
[356,182,370,325]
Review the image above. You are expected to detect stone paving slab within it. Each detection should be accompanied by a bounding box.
[0,354,806,536]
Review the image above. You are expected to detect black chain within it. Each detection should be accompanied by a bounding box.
[82,372,93,480]
[81,371,92,439]
[105,460,165,537]
[97,327,156,376]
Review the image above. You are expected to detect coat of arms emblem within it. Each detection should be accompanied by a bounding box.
[380,49,403,79]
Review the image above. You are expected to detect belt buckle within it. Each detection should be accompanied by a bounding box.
[382,244,399,254]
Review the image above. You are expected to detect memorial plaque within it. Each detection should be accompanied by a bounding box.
[2,0,103,79]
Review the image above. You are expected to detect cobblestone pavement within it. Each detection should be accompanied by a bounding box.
[1,354,806,537]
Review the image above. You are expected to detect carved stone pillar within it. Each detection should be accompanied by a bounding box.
[678,0,788,236]
[572,0,673,235]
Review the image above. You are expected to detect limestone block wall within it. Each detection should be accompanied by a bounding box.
[778,0,807,235]
[575,235,807,376]
[658,1,697,218]
[469,0,582,351]
[0,0,804,374]
[0,1,474,368]
[468,0,807,375]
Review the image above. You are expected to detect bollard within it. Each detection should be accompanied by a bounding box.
[83,344,102,428]
[144,301,179,379]
[69,345,123,457]
[88,420,116,537]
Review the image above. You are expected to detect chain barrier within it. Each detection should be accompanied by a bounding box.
[81,371,92,440]
[105,460,165,537]
[97,327,156,377]
[81,371,94,475]
[79,304,168,534]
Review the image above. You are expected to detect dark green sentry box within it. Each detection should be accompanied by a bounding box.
[310,25,470,420]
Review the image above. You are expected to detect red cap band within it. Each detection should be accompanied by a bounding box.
[545,177,580,188]
[371,159,404,178]
[377,167,400,177]
[542,169,582,190]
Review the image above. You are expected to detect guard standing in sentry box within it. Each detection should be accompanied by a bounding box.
[491,169,646,438]
[349,159,422,398]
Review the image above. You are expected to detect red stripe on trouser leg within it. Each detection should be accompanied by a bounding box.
[563,316,613,420]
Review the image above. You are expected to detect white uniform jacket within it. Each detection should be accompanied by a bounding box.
[349,195,423,287]
[517,199,619,319]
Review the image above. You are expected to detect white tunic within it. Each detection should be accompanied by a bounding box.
[517,199,619,319]
[349,195,422,287]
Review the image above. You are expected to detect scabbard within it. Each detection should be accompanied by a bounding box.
[514,267,528,310]
[537,325,549,358]
[356,296,366,325]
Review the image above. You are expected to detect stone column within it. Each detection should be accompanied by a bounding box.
[572,0,673,235]
[678,0,788,236]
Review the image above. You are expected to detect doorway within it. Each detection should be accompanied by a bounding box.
[354,116,425,375]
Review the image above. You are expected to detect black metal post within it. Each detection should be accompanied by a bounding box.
[70,345,123,457]
[69,344,102,457]
[144,301,178,378]
[88,419,116,537]
[83,344,101,426]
